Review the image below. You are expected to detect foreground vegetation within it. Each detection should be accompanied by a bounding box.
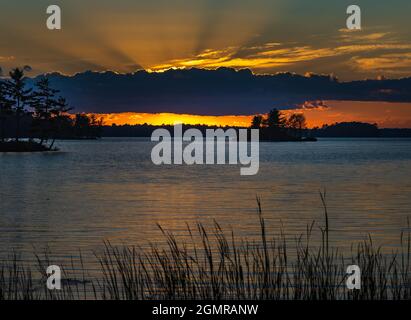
[0,195,410,300]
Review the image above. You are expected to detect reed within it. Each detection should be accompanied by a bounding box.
[1,194,410,300]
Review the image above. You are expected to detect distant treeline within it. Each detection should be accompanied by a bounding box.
[101,121,411,138]
[102,109,313,141]
[1,113,103,140]
[102,123,233,137]
[100,110,411,139]
[311,122,411,138]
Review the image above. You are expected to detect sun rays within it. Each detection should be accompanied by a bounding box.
[1,1,411,80]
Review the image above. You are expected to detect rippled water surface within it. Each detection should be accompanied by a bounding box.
[1,138,411,269]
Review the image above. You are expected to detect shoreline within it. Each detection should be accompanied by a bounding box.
[0,141,58,153]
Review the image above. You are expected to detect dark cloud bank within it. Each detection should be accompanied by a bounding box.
[25,68,411,115]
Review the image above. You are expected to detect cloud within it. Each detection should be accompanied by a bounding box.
[296,100,330,110]
[338,29,392,43]
[149,37,411,74]
[151,45,337,71]
[21,67,411,116]
[0,55,14,62]
[350,53,411,74]
[310,100,411,129]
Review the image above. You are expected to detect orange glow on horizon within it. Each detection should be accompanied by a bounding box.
[86,101,411,129]
[93,112,253,127]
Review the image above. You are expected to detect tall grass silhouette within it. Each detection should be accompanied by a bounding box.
[1,193,410,300]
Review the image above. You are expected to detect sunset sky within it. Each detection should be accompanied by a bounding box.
[1,0,411,127]
[96,101,411,129]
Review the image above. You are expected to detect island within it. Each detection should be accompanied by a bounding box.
[0,67,103,152]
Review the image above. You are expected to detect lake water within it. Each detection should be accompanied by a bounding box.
[1,137,411,271]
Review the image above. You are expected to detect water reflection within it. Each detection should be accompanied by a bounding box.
[1,138,411,270]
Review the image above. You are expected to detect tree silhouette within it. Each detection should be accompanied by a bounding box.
[266,108,286,129]
[73,113,103,138]
[89,114,104,138]
[287,113,307,138]
[251,115,263,129]
[0,80,13,142]
[48,97,72,149]
[5,68,32,142]
[249,109,314,141]
[31,77,62,144]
